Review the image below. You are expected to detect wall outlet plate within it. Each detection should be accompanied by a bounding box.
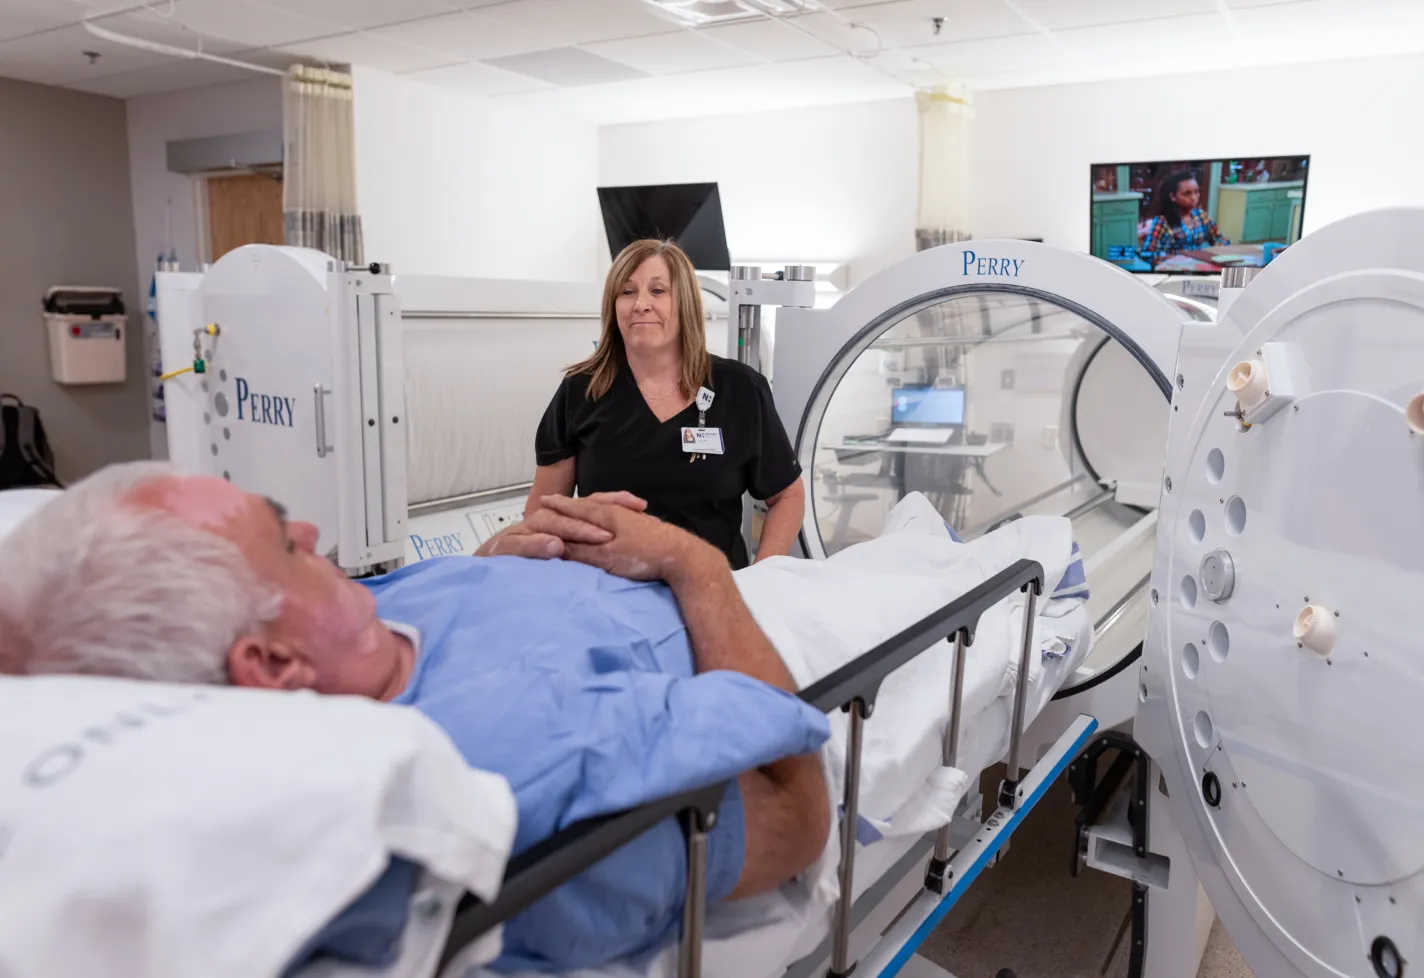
[991,422,1016,444]
[1042,425,1059,449]
[1000,369,1016,390]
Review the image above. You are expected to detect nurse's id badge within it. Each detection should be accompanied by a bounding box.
[681,427,724,454]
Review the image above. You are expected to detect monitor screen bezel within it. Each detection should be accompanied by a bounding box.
[1087,154,1312,276]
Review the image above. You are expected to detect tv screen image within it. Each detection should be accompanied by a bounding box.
[1089,156,1310,274]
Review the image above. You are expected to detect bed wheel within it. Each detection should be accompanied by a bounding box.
[994,970,1017,978]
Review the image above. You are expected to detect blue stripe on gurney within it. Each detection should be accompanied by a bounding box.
[942,521,964,543]
[873,715,1099,978]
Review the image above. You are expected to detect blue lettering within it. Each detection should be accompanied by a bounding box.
[1012,258,1024,276]
[961,249,976,276]
[236,377,249,420]
[988,257,1000,275]
[271,397,286,427]
[283,396,296,427]
[259,395,271,424]
[444,533,464,553]
[976,257,987,275]
[410,534,429,560]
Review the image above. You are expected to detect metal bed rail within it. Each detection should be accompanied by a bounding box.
[436,558,1050,978]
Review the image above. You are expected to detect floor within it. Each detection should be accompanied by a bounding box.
[915,765,1256,978]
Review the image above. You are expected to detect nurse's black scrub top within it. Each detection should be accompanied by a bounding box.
[534,355,801,570]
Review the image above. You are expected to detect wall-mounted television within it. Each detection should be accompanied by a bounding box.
[597,182,731,271]
[1089,156,1310,274]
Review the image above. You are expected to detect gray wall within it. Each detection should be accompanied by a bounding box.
[0,77,146,484]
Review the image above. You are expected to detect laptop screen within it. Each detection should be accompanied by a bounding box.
[891,386,966,426]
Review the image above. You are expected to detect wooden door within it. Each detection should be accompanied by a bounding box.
[207,173,283,261]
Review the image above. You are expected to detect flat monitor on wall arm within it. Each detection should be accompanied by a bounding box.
[597,182,732,272]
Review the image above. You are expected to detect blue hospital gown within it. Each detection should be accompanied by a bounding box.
[363,556,828,971]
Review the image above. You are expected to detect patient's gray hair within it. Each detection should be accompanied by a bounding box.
[0,461,281,682]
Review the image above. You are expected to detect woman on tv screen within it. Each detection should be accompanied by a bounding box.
[1140,171,1230,264]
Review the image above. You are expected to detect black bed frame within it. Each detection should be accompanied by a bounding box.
[436,559,1048,978]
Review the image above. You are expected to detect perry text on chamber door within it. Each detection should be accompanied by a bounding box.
[235,377,297,427]
[961,250,1025,278]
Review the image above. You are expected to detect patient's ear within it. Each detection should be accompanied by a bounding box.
[227,637,317,691]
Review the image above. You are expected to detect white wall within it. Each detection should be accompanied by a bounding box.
[352,67,602,283]
[599,98,918,286]
[970,50,1424,249]
[125,77,283,288]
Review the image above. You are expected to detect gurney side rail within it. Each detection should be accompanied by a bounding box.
[437,558,1047,978]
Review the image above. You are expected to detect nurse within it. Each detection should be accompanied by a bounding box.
[529,239,805,569]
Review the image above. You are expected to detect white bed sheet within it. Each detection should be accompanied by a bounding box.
[462,639,1088,978]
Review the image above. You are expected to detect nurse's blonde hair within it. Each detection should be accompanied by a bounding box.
[569,239,712,401]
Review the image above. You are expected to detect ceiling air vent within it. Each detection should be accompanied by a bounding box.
[642,0,816,27]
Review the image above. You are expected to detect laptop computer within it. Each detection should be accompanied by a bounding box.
[886,385,965,445]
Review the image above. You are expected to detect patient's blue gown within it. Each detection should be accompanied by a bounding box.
[287,555,830,974]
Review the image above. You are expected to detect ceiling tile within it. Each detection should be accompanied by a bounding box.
[400,59,554,94]
[834,0,1036,47]
[698,18,839,60]
[778,11,881,53]
[0,0,85,43]
[483,44,650,85]
[783,50,906,86]
[255,0,461,31]
[277,31,457,72]
[586,29,756,74]
[0,22,182,86]
[84,8,248,56]
[1012,0,1218,31]
[163,0,347,50]
[912,31,1066,75]
[478,0,683,45]
[1054,11,1224,53]
[374,10,553,60]
[68,56,255,97]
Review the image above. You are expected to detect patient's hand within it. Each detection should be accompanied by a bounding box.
[475,492,648,559]
[539,494,716,582]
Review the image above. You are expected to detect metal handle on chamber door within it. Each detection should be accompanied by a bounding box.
[313,384,334,458]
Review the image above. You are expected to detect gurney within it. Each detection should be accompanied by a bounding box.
[432,556,1096,978]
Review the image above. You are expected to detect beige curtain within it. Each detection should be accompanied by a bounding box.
[283,65,364,263]
[914,86,974,252]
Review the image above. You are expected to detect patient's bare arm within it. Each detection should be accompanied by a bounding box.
[540,495,831,897]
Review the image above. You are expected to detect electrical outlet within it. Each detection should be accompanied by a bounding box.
[1000,369,1016,390]
[1042,425,1059,449]
[990,422,1015,445]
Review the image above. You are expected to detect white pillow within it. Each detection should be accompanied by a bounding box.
[0,487,60,541]
[0,675,517,978]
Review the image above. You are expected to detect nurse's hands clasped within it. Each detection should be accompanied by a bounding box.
[475,491,647,560]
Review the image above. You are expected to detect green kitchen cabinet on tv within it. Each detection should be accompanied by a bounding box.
[1216,182,1304,243]
[1092,194,1141,258]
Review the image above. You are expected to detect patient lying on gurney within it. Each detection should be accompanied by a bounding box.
[0,462,1089,975]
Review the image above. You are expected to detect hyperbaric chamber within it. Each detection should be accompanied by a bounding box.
[771,243,1194,700]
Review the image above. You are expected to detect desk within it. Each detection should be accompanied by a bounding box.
[1153,245,1265,274]
[821,441,1007,528]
